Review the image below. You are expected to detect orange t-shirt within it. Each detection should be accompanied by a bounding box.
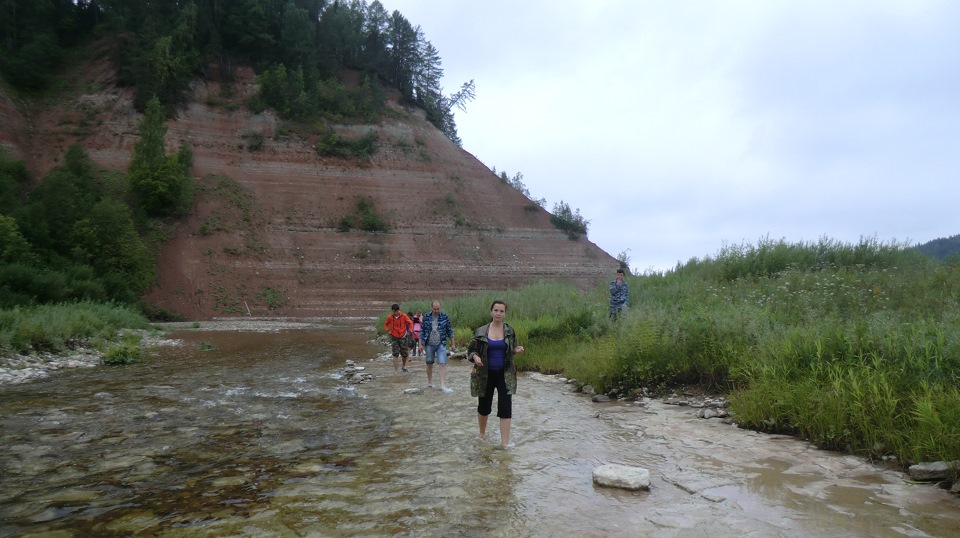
[384,312,412,338]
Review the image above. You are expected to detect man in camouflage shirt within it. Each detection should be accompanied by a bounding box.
[609,268,629,319]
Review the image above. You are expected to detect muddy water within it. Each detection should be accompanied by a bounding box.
[0,323,958,537]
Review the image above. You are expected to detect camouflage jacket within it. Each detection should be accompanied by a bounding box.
[467,322,519,397]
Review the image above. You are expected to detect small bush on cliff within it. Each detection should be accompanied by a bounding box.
[315,128,377,159]
[357,197,388,233]
[337,215,354,232]
[256,286,287,310]
[361,211,389,233]
[337,197,389,233]
[550,201,589,240]
[242,131,265,152]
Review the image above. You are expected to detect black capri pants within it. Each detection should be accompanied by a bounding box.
[477,369,512,419]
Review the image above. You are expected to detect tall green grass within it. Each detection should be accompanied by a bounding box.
[0,301,150,354]
[398,236,960,465]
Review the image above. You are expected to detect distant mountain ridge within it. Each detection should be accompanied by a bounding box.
[915,234,960,260]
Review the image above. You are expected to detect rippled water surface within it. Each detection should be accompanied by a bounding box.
[1,323,958,537]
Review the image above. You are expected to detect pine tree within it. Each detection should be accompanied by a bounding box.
[388,11,418,98]
[128,96,187,216]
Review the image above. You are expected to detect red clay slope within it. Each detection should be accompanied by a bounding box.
[0,59,618,320]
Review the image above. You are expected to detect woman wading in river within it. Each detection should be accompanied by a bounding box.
[467,300,524,448]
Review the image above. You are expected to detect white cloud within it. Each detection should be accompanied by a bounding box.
[385,0,960,271]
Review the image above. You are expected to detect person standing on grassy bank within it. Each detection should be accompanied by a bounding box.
[609,268,629,319]
[468,300,524,448]
[420,301,455,392]
[384,304,413,373]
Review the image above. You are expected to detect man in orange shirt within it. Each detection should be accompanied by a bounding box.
[384,303,414,373]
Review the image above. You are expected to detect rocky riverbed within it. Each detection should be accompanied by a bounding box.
[3,319,958,510]
[0,319,335,386]
[0,348,104,385]
[0,332,182,386]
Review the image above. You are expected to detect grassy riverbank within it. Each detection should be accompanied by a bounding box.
[0,301,150,363]
[9,236,959,466]
[403,237,960,466]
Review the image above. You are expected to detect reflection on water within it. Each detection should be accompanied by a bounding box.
[1,324,958,537]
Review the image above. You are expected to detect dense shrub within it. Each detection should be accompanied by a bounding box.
[0,152,30,214]
[315,129,377,159]
[102,332,144,365]
[356,196,388,233]
[0,301,149,354]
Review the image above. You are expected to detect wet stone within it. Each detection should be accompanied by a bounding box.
[36,488,101,504]
[211,476,247,488]
[593,464,651,491]
[908,461,958,482]
[100,510,163,535]
[697,408,730,419]
[20,531,74,538]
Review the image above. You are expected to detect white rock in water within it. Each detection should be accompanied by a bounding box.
[593,464,651,491]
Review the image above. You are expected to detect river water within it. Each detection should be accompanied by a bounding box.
[0,322,958,537]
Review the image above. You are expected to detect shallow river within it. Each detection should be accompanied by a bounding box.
[1,322,958,537]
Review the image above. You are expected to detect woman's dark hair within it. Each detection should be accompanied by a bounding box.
[490,299,507,311]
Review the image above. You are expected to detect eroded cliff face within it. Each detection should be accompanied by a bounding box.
[1,60,617,319]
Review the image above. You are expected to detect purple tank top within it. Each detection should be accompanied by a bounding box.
[487,338,507,370]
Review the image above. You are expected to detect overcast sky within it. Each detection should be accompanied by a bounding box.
[384,0,959,273]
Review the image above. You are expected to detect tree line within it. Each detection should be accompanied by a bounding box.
[0,0,473,143]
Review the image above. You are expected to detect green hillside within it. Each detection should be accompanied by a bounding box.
[915,233,960,261]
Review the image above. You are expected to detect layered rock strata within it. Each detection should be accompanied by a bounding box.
[1,64,618,319]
